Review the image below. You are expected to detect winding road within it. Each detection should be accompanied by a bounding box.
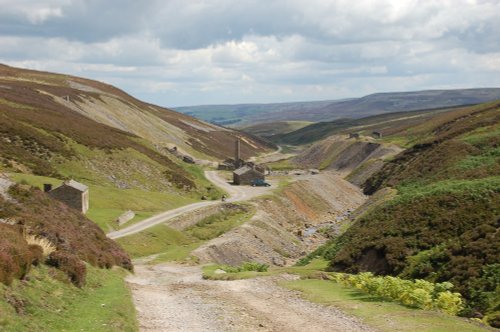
[107,171,273,239]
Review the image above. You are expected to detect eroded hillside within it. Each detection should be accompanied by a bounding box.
[0,64,272,230]
[193,172,366,266]
[0,64,270,161]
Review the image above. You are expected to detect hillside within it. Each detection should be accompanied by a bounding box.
[0,176,136,330]
[176,88,500,127]
[0,64,271,230]
[0,64,270,161]
[272,106,464,145]
[305,101,500,326]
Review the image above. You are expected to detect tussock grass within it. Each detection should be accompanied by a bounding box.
[24,235,56,258]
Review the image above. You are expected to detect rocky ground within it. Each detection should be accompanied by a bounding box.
[192,171,366,266]
[127,263,375,332]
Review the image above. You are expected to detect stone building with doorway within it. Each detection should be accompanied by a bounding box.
[233,165,265,185]
[45,179,89,214]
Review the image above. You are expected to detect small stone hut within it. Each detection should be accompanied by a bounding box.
[46,179,89,214]
[349,133,360,139]
[372,131,382,139]
[233,165,265,185]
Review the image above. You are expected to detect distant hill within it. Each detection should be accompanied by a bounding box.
[271,106,463,145]
[241,121,313,137]
[175,88,500,126]
[174,100,337,126]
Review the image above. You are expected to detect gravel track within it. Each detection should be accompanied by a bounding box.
[127,263,376,332]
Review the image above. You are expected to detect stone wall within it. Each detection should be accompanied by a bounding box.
[116,210,135,226]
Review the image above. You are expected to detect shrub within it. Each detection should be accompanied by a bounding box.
[0,224,31,285]
[220,262,269,273]
[46,251,86,287]
[435,291,463,315]
[485,312,500,329]
[3,185,132,273]
[330,272,463,314]
[28,244,44,266]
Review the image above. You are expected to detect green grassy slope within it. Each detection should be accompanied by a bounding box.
[0,265,136,332]
[117,204,254,264]
[8,172,198,231]
[309,101,500,327]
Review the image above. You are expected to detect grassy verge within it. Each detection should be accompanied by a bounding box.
[281,279,489,332]
[117,204,255,263]
[116,224,199,260]
[202,259,490,331]
[0,265,137,332]
[7,172,196,231]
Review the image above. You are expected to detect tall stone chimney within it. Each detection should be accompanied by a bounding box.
[235,138,241,161]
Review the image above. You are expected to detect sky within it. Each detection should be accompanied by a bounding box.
[0,0,499,107]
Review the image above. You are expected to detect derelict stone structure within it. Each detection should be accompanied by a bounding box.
[233,165,265,185]
[46,179,89,214]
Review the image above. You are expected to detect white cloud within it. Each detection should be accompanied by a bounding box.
[0,0,68,23]
[0,0,499,106]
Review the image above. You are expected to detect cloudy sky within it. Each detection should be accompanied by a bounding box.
[1,0,499,107]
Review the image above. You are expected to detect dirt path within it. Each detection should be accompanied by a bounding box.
[107,171,274,239]
[127,263,375,332]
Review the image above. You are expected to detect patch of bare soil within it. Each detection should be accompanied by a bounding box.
[127,263,375,332]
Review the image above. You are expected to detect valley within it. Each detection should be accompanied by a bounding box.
[0,65,498,332]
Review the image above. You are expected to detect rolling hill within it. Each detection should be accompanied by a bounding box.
[271,106,463,145]
[175,88,500,127]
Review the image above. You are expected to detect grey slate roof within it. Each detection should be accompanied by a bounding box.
[63,179,88,192]
[233,165,252,175]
